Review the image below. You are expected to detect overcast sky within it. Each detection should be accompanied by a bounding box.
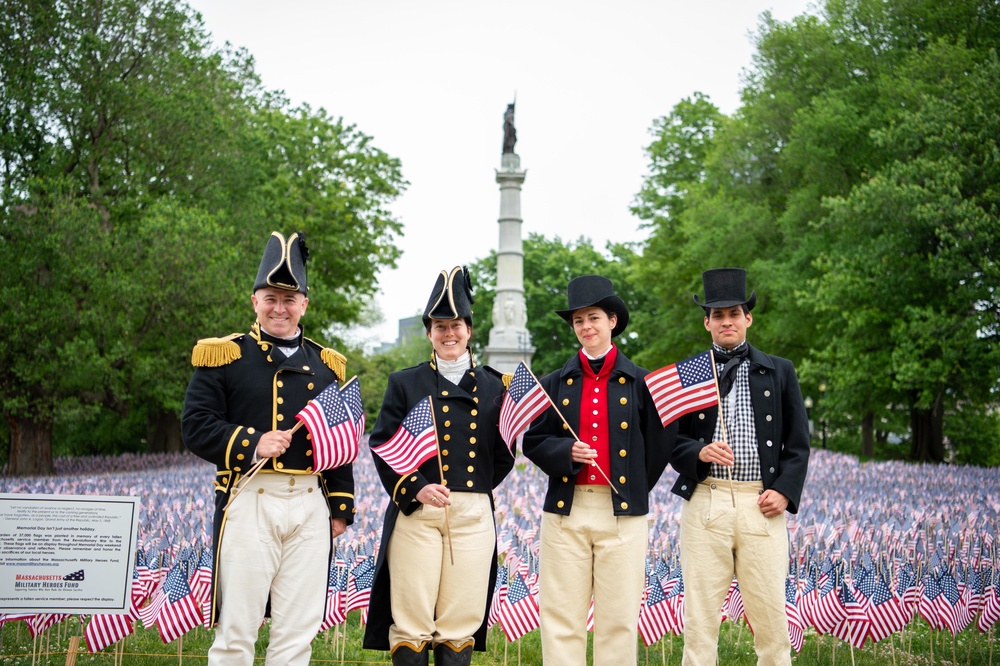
[186,0,815,347]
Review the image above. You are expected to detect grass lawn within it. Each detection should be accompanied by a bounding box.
[1,613,997,665]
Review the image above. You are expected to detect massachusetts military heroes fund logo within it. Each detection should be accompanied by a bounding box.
[14,569,86,589]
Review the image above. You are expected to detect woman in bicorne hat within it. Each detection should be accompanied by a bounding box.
[363,267,516,666]
[522,275,675,666]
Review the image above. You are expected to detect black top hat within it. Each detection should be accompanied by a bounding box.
[555,275,629,337]
[693,267,756,311]
[253,231,308,294]
[423,266,475,328]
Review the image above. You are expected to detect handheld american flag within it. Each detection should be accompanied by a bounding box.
[499,362,549,451]
[645,351,718,427]
[295,380,361,473]
[371,396,438,475]
[339,376,366,442]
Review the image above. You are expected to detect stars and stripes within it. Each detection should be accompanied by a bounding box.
[295,380,361,472]
[498,568,540,641]
[154,562,203,644]
[645,351,719,427]
[499,362,550,451]
[371,396,438,475]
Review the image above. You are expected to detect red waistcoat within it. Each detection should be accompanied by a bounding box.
[575,345,617,486]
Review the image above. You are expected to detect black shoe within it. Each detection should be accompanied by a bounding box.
[391,641,429,666]
[433,641,473,666]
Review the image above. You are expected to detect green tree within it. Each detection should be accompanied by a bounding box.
[0,0,405,473]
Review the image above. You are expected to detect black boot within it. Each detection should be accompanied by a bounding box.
[391,641,429,666]
[433,641,473,666]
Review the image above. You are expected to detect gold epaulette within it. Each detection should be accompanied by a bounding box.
[191,334,242,367]
[321,347,347,382]
[501,373,514,390]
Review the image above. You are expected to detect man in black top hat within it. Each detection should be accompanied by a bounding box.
[523,275,673,666]
[183,231,354,666]
[669,268,809,666]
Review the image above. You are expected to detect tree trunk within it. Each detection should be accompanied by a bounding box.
[909,394,945,463]
[146,409,183,453]
[861,411,875,458]
[4,414,54,475]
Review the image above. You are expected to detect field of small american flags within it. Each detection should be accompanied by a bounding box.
[1,445,999,664]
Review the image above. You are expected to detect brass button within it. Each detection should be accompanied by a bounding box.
[471,409,478,416]
[444,420,451,427]
[289,478,296,486]
[561,476,568,482]
[619,449,627,457]
[339,503,347,511]
[442,390,449,396]
[276,381,283,388]
[443,479,449,486]
[266,356,273,362]
[237,454,244,460]
[444,434,451,441]
[562,398,570,406]
[473,397,479,403]
[307,487,313,492]
[258,488,264,494]
[400,487,406,495]
[276,414,284,421]
[619,476,626,484]
[275,462,283,469]
[411,475,418,481]
[306,434,312,440]
[469,451,476,458]
[470,423,477,430]
[470,437,477,444]
[566,378,573,385]
[262,343,270,351]
[442,449,449,456]
[467,465,474,473]
[306,450,313,456]
[620,422,628,429]
[242,440,250,447]
[562,423,569,430]
[234,466,242,472]
[307,383,314,390]
[442,406,450,413]
[306,467,312,473]
[247,428,256,434]
[620,397,628,405]
[466,480,474,488]
[443,464,450,471]
[620,502,629,510]
[619,377,626,384]
[303,365,311,371]
[277,397,284,404]
[557,500,565,508]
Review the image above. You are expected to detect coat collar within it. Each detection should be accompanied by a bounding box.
[558,346,640,381]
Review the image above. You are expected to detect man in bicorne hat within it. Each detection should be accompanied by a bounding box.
[523,275,674,666]
[183,231,354,666]
[670,268,810,666]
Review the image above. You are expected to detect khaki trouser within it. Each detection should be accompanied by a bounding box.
[540,485,647,666]
[210,473,331,666]
[680,477,791,666]
[388,492,495,652]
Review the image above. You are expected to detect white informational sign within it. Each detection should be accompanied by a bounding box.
[0,493,139,614]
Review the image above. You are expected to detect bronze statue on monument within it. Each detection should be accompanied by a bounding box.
[502,102,517,154]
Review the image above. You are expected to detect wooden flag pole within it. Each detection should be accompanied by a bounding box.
[224,420,305,510]
[708,349,737,508]
[522,364,621,494]
[427,396,455,565]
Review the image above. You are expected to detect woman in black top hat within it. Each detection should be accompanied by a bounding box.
[363,267,516,666]
[522,275,674,666]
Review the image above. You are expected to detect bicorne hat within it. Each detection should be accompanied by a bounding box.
[555,275,629,337]
[253,231,308,294]
[693,267,756,311]
[423,266,474,328]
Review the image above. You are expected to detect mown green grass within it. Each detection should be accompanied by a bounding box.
[0,613,996,665]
